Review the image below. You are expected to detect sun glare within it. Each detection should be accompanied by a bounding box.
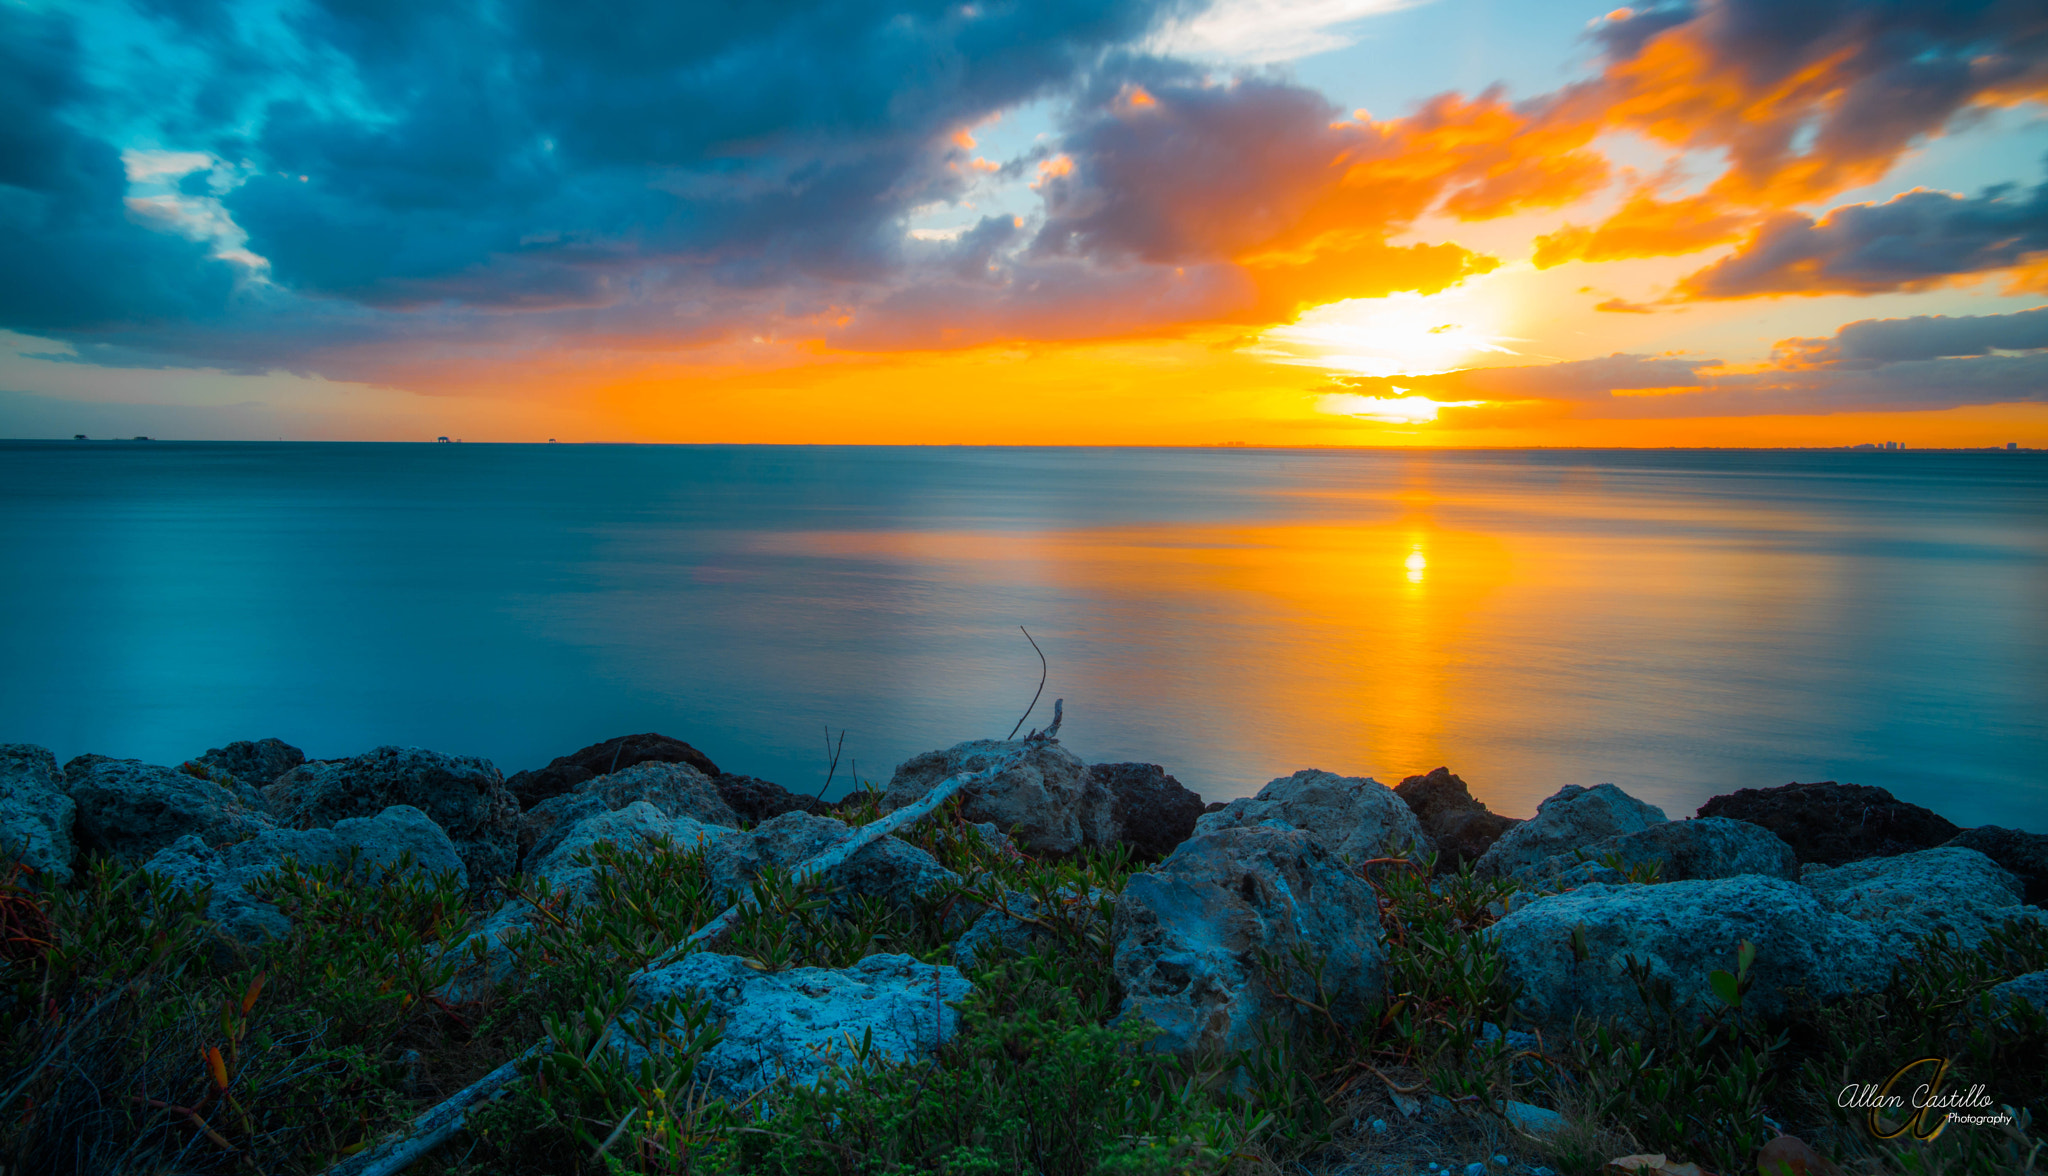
[1313,393,1484,423]
[1257,289,1519,378]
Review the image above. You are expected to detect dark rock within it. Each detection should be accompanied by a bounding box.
[1395,767,1521,873]
[1202,801,1226,814]
[1,744,77,884]
[194,738,305,791]
[1941,827,2048,907]
[263,746,520,888]
[516,761,739,872]
[714,773,829,826]
[1089,762,1204,862]
[66,757,273,864]
[1696,781,1960,866]
[504,733,721,811]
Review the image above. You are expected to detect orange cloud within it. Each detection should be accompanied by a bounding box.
[1532,188,1749,268]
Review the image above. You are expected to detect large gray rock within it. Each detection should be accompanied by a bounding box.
[66,756,274,864]
[193,738,305,791]
[517,760,739,872]
[620,952,970,1102]
[143,805,468,957]
[1802,847,2045,951]
[952,884,1108,973]
[1941,827,2048,907]
[705,810,958,914]
[879,739,1110,856]
[1486,876,1892,1037]
[0,744,76,884]
[263,746,520,888]
[1510,817,1800,889]
[1193,769,1430,863]
[1475,784,1668,879]
[1111,823,1385,1060]
[1988,971,2048,1019]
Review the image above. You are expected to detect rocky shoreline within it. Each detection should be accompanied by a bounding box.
[3,732,2045,1175]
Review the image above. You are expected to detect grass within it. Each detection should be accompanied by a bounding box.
[2,792,2043,1176]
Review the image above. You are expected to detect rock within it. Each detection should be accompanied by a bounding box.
[1474,784,1667,879]
[1486,876,1892,1037]
[143,805,468,957]
[1110,823,1384,1060]
[504,733,721,811]
[1695,781,1959,867]
[1987,970,2048,1018]
[582,761,738,828]
[619,952,970,1103]
[1503,1099,1566,1138]
[1201,801,1226,814]
[528,803,730,908]
[952,884,1106,973]
[1195,769,1431,863]
[713,773,829,825]
[1941,826,2048,907]
[706,810,958,914]
[0,744,76,884]
[516,792,607,875]
[1089,762,1205,862]
[1801,847,2044,951]
[262,746,520,889]
[879,739,1110,857]
[1511,817,1800,889]
[193,738,305,791]
[66,756,273,864]
[1396,767,1520,873]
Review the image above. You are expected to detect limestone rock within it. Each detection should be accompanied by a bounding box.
[1511,817,1800,889]
[67,756,273,864]
[528,803,730,908]
[193,738,305,791]
[143,805,467,957]
[1695,781,1959,866]
[1988,970,2048,1018]
[705,810,957,914]
[880,739,1110,856]
[620,953,970,1102]
[1801,847,2044,951]
[1486,876,1892,1037]
[1196,769,1431,863]
[0,744,76,884]
[516,792,607,875]
[714,773,829,825]
[1941,826,2048,907]
[505,733,721,811]
[952,884,1106,973]
[1396,767,1520,873]
[1111,823,1384,1060]
[1474,784,1667,879]
[263,746,520,888]
[1089,762,1205,862]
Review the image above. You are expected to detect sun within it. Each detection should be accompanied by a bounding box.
[1255,288,1519,378]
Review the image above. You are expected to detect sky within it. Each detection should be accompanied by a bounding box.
[4,0,2048,446]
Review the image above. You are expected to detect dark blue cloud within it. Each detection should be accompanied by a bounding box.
[0,7,237,331]
[1777,306,2048,366]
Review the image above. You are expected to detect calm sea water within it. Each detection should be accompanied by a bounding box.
[2,441,2043,831]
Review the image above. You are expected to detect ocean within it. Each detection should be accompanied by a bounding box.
[3,441,2043,830]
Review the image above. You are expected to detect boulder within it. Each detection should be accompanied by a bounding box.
[879,739,1110,857]
[262,746,520,888]
[619,952,970,1102]
[705,810,958,914]
[1089,762,1205,862]
[1486,876,1892,1037]
[1511,817,1800,889]
[582,761,737,828]
[1110,823,1385,1060]
[1395,767,1520,873]
[1940,827,2048,907]
[1801,847,2045,952]
[1695,781,1959,866]
[66,756,273,864]
[1195,770,1430,863]
[714,773,829,826]
[1474,784,1667,879]
[1988,970,2048,1019]
[505,733,721,811]
[143,805,468,957]
[952,884,1107,973]
[0,744,76,884]
[192,738,305,791]
[516,792,607,875]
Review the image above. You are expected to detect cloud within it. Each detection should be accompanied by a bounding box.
[1148,0,1427,65]
[1773,306,2048,367]
[1675,177,2048,298]
[1593,297,1655,313]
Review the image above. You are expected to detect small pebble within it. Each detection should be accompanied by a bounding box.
[1466,1164,1486,1176]
[1493,1157,1510,1168]
[1369,1117,1388,1134]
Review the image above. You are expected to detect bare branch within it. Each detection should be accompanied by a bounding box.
[1006,626,1048,740]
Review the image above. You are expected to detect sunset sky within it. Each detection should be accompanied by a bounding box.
[5,0,2047,446]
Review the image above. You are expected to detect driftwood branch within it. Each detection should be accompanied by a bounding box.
[1005,626,1049,740]
[325,755,1011,1176]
